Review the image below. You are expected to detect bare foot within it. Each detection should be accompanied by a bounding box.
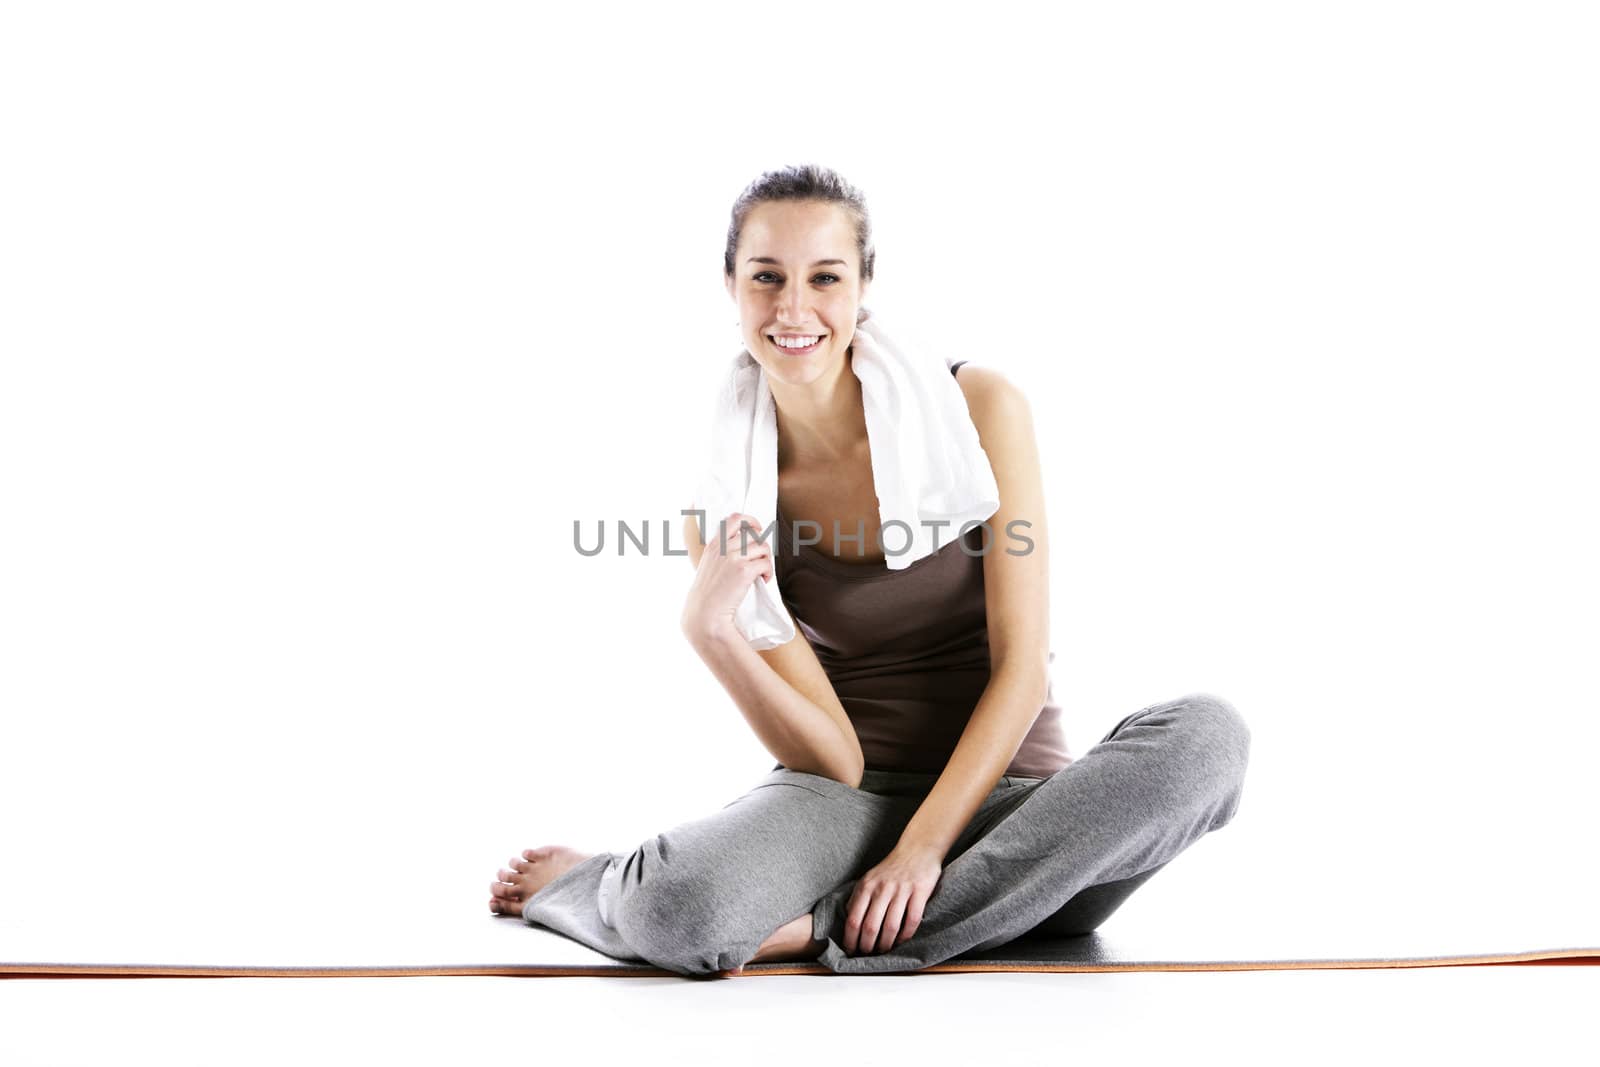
[744,911,827,967]
[488,845,594,917]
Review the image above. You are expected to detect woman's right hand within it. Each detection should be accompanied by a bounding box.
[681,512,775,638]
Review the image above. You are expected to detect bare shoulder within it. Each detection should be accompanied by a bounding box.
[951,364,1034,436]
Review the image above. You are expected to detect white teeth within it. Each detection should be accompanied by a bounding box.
[773,335,821,349]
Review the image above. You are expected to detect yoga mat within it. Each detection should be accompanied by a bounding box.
[2,911,1594,978]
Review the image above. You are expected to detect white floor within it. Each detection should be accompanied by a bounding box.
[3,966,1594,1066]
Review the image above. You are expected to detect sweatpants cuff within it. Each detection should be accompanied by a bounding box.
[810,882,865,973]
[810,880,939,974]
[521,852,646,963]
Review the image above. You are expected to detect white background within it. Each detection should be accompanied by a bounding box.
[2,1,1596,1061]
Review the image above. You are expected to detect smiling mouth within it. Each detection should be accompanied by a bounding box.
[768,334,827,354]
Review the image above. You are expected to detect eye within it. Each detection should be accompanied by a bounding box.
[751,271,841,284]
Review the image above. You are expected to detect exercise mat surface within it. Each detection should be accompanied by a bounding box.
[3,907,1594,978]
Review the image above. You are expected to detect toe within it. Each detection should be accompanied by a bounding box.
[498,868,518,882]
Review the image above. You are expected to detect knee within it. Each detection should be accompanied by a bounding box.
[609,862,745,977]
[1176,691,1252,786]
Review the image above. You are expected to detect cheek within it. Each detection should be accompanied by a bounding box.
[824,295,857,325]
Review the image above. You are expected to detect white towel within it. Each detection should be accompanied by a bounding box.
[691,306,1000,650]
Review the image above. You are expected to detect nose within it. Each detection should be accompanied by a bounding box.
[775,276,812,327]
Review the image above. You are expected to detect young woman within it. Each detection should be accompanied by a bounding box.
[487,165,1252,977]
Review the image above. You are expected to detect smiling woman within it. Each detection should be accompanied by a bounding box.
[727,199,870,408]
[489,164,1252,978]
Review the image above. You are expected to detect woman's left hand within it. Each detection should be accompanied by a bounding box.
[842,843,945,955]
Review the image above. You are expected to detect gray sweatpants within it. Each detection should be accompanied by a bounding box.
[522,691,1250,976]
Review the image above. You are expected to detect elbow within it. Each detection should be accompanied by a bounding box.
[830,747,866,791]
[791,759,865,791]
[829,723,866,789]
[786,741,865,791]
[834,744,867,791]
[1030,670,1050,706]
[843,756,865,791]
[996,658,1050,708]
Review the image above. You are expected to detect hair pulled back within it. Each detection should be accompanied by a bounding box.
[723,164,875,283]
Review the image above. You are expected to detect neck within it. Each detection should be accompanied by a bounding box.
[772,349,869,468]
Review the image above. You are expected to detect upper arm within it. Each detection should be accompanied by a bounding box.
[954,368,1052,696]
[683,505,863,777]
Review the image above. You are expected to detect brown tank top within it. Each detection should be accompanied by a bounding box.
[770,361,1075,780]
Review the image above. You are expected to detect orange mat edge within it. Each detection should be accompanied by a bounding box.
[2,948,1596,978]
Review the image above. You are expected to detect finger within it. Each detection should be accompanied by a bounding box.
[722,528,763,557]
[870,886,908,954]
[842,884,873,955]
[897,888,929,946]
[730,517,770,547]
[875,886,909,954]
[739,540,771,562]
[734,533,770,558]
[858,887,892,956]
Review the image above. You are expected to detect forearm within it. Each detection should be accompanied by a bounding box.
[685,620,865,786]
[897,665,1048,858]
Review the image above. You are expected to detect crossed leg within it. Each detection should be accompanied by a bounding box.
[517,691,1250,978]
[806,692,1252,973]
[581,769,922,977]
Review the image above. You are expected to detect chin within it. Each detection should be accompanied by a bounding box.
[765,348,834,383]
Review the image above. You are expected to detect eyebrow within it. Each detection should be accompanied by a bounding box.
[745,257,848,267]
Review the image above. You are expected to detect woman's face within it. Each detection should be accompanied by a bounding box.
[725,199,870,386]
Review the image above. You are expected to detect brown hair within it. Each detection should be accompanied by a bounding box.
[723,164,875,282]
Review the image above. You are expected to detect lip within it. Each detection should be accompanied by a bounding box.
[769,333,826,355]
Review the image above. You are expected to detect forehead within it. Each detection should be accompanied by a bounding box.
[741,200,855,256]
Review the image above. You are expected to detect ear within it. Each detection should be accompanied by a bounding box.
[724,271,735,301]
